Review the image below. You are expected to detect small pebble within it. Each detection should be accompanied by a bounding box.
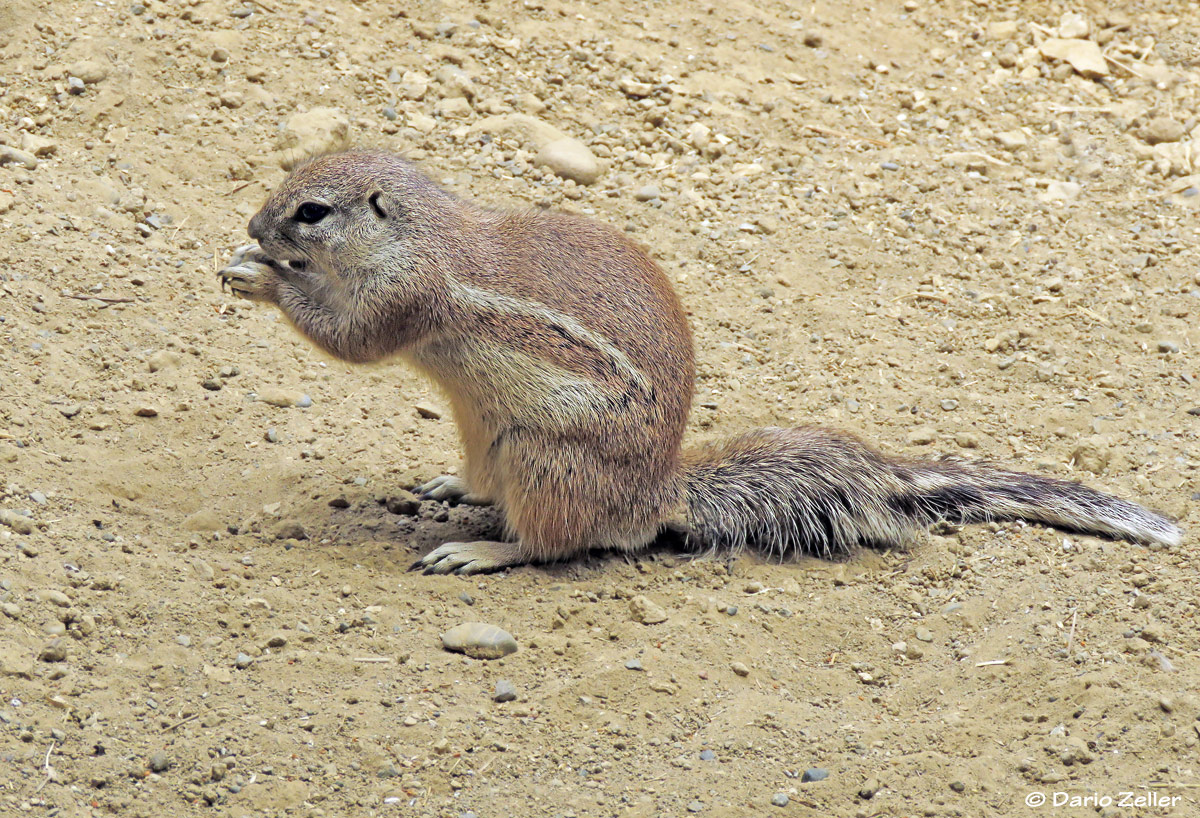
[493,680,517,702]
[272,520,308,541]
[234,653,254,669]
[148,752,170,773]
[258,388,311,408]
[1157,340,1179,354]
[771,793,789,807]
[686,800,704,813]
[0,509,34,535]
[629,595,668,625]
[535,138,601,185]
[43,590,70,607]
[699,749,716,761]
[802,767,828,782]
[730,662,751,677]
[0,145,38,169]
[38,641,68,662]
[385,493,420,515]
[859,778,881,799]
[29,492,47,505]
[634,185,661,202]
[441,623,518,659]
[906,427,937,446]
[915,627,934,642]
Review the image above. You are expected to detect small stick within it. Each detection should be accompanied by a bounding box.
[975,659,1010,667]
[1065,608,1078,656]
[1103,54,1146,79]
[66,294,135,304]
[34,741,56,792]
[248,0,276,12]
[353,657,393,663]
[803,124,889,147]
[941,150,1011,167]
[892,292,950,304]
[162,712,202,732]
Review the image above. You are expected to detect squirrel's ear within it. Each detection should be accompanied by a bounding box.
[368,190,390,219]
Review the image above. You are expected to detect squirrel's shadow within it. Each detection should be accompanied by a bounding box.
[301,493,865,577]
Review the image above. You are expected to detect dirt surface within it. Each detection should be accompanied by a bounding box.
[2,0,1198,816]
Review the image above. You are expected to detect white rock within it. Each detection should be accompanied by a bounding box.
[441,623,518,659]
[1039,38,1107,79]
[994,130,1028,150]
[1040,181,1082,202]
[19,134,58,157]
[69,59,109,84]
[535,138,601,185]
[687,122,712,151]
[398,71,429,101]
[1057,12,1090,39]
[407,110,437,134]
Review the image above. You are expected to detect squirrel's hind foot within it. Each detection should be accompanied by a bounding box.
[412,540,527,574]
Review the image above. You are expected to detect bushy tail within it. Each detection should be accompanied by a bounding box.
[680,427,1182,559]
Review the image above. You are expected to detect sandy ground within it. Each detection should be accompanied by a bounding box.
[1,0,1198,816]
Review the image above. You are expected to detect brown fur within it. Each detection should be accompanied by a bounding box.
[218,150,1181,574]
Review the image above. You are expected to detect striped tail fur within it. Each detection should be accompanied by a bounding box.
[680,427,1182,559]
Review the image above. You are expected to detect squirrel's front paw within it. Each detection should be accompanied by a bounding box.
[218,243,281,302]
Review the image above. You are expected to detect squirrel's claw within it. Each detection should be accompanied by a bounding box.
[413,541,526,575]
[414,474,471,502]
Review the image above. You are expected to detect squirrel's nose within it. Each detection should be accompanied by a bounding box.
[248,212,265,242]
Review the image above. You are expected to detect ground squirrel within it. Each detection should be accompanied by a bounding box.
[218,150,1181,574]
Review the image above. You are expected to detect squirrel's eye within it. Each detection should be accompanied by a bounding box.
[293,202,330,224]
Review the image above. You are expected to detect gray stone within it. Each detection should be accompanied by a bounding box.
[0,509,34,535]
[0,146,38,170]
[39,640,68,663]
[493,680,517,702]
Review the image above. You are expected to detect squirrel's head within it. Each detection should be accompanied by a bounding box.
[248,150,452,281]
